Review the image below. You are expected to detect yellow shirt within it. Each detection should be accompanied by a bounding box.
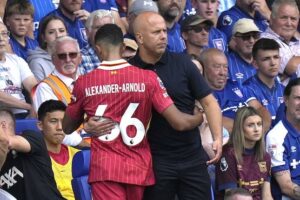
[50,146,79,200]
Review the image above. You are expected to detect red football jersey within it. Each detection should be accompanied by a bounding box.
[66,59,173,185]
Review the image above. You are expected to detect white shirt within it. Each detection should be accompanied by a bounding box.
[0,53,34,114]
[33,69,82,146]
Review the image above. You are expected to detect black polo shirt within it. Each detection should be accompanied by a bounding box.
[129,51,211,163]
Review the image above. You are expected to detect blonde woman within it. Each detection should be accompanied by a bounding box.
[216,106,273,200]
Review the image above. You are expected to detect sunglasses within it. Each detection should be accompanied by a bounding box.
[56,52,79,60]
[0,31,10,38]
[187,25,211,33]
[235,33,260,41]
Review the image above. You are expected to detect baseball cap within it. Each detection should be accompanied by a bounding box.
[128,0,158,15]
[124,38,138,51]
[232,18,261,35]
[181,15,213,32]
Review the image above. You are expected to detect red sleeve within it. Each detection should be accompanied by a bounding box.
[65,76,85,121]
[148,71,173,113]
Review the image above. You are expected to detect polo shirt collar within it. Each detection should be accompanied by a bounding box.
[53,69,77,88]
[131,50,168,69]
[97,59,130,70]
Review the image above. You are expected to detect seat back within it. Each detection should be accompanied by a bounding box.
[72,150,91,200]
[15,119,39,134]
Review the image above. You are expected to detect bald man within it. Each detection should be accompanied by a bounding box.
[130,12,222,200]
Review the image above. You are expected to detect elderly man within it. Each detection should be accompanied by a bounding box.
[227,18,261,85]
[266,78,300,199]
[217,0,270,41]
[79,9,114,74]
[200,48,271,133]
[261,0,300,85]
[181,14,213,59]
[33,36,87,147]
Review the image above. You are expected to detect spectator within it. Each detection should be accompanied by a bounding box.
[191,0,228,52]
[227,18,260,85]
[4,0,38,60]
[126,0,158,39]
[224,188,253,200]
[218,0,236,15]
[32,36,88,147]
[63,23,204,200]
[28,0,58,38]
[0,108,65,200]
[46,0,89,49]
[79,9,113,75]
[260,0,300,85]
[122,38,138,60]
[155,0,186,52]
[130,12,222,200]
[0,0,7,19]
[83,0,126,34]
[0,22,37,119]
[244,38,284,120]
[216,106,272,200]
[37,100,78,200]
[27,15,67,81]
[217,0,270,41]
[181,14,213,59]
[200,48,271,134]
[266,78,300,199]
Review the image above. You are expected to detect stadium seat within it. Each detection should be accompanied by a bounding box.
[72,150,91,200]
[15,119,39,134]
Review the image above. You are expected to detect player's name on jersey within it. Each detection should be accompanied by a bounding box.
[85,83,146,97]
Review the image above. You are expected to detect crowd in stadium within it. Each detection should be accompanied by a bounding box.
[0,0,300,199]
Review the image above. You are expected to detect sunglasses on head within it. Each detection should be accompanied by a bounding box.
[235,32,260,41]
[187,25,211,33]
[56,52,79,60]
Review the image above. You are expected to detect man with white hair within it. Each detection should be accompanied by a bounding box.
[79,9,114,74]
[260,0,300,85]
[33,36,88,147]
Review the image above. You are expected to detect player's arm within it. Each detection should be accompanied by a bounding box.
[273,170,300,199]
[161,104,203,132]
[199,94,223,164]
[62,112,84,135]
[8,135,31,153]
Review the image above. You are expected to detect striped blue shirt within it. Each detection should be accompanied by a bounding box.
[79,44,100,75]
[227,51,257,86]
[243,75,284,119]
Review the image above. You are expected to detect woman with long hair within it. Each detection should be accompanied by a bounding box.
[216,106,273,200]
[27,15,67,81]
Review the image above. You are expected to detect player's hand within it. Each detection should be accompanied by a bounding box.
[251,0,271,20]
[74,9,90,21]
[83,116,116,137]
[206,139,222,165]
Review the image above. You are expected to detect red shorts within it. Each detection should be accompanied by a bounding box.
[91,181,145,200]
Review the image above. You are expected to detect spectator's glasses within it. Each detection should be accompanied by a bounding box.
[187,25,211,33]
[56,52,79,60]
[0,31,10,38]
[235,32,260,41]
